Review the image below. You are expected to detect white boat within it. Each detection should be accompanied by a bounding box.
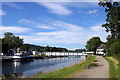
[12,53,35,59]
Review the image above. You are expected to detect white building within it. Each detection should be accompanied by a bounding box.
[96,44,106,56]
[0,53,3,56]
[32,51,39,55]
[82,51,94,54]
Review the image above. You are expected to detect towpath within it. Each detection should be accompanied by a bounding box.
[69,56,109,78]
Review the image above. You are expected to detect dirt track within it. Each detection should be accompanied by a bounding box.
[69,56,109,78]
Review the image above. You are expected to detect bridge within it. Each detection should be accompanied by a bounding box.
[41,52,87,57]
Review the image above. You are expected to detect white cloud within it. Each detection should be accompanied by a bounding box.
[52,20,84,31]
[59,2,99,9]
[19,20,108,46]
[36,2,72,15]
[0,10,6,16]
[0,26,31,34]
[3,2,23,9]
[87,9,98,14]
[36,25,54,29]
[1,0,107,2]
[3,0,119,2]
[91,25,104,31]
[19,19,38,25]
[19,18,55,29]
[90,24,109,41]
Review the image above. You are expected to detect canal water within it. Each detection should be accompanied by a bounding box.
[2,56,86,77]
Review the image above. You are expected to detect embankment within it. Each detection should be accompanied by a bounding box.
[34,55,96,78]
[105,57,119,79]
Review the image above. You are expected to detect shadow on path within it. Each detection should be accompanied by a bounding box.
[68,56,109,78]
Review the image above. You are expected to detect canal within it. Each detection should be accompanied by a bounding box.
[2,56,86,77]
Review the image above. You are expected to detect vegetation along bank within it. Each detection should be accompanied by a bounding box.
[33,55,96,79]
[105,57,119,79]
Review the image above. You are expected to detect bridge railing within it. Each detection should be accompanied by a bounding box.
[40,52,87,56]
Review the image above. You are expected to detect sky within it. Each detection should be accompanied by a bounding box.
[0,1,109,50]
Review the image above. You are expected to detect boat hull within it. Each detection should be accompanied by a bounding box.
[2,55,35,62]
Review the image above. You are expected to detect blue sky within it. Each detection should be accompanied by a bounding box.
[1,2,109,50]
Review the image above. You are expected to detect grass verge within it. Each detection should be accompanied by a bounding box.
[34,55,96,78]
[105,57,118,79]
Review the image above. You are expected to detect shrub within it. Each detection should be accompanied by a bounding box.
[108,40,120,60]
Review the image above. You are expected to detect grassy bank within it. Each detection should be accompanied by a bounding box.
[34,55,96,78]
[105,57,118,79]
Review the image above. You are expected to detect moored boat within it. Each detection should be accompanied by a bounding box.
[12,53,35,61]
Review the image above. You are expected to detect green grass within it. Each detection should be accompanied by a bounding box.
[105,57,118,79]
[34,55,96,79]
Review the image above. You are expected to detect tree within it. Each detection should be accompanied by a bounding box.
[108,40,120,59]
[86,37,102,52]
[75,49,86,52]
[98,1,120,40]
[44,45,50,52]
[50,47,57,52]
[21,44,29,51]
[2,32,23,54]
[98,0,120,59]
[0,38,2,53]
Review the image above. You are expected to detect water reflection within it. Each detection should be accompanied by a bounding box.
[2,57,85,77]
[14,62,20,67]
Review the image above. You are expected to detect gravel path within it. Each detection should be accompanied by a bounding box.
[69,56,109,78]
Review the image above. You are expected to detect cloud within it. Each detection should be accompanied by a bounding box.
[0,10,6,16]
[1,0,110,2]
[52,20,84,31]
[87,9,98,14]
[35,2,99,16]
[36,25,54,29]
[19,20,108,47]
[36,2,72,15]
[0,26,31,34]
[2,0,119,2]
[3,2,23,9]
[59,2,99,9]
[90,24,109,41]
[19,19,38,25]
[91,25,103,31]
[19,18,55,29]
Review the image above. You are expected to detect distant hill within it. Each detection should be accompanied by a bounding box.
[20,44,68,52]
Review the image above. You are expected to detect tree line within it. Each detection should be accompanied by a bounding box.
[1,32,68,54]
[1,32,86,54]
[85,1,120,61]
[98,0,120,60]
[85,37,103,52]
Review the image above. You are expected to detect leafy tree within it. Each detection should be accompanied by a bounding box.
[0,38,2,53]
[44,45,50,52]
[2,32,23,54]
[75,49,86,52]
[40,53,46,57]
[98,0,120,60]
[35,47,40,52]
[50,47,57,52]
[20,44,68,52]
[98,0,120,39]
[21,44,29,51]
[86,37,102,52]
[108,40,120,59]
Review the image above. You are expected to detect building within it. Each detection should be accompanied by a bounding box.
[32,51,39,55]
[82,51,94,54]
[96,44,106,56]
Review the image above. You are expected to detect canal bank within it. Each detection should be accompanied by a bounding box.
[33,55,96,78]
[2,56,86,78]
[105,57,118,79]
[69,56,109,78]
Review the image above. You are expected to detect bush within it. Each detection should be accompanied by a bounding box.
[105,57,118,79]
[108,40,120,60]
